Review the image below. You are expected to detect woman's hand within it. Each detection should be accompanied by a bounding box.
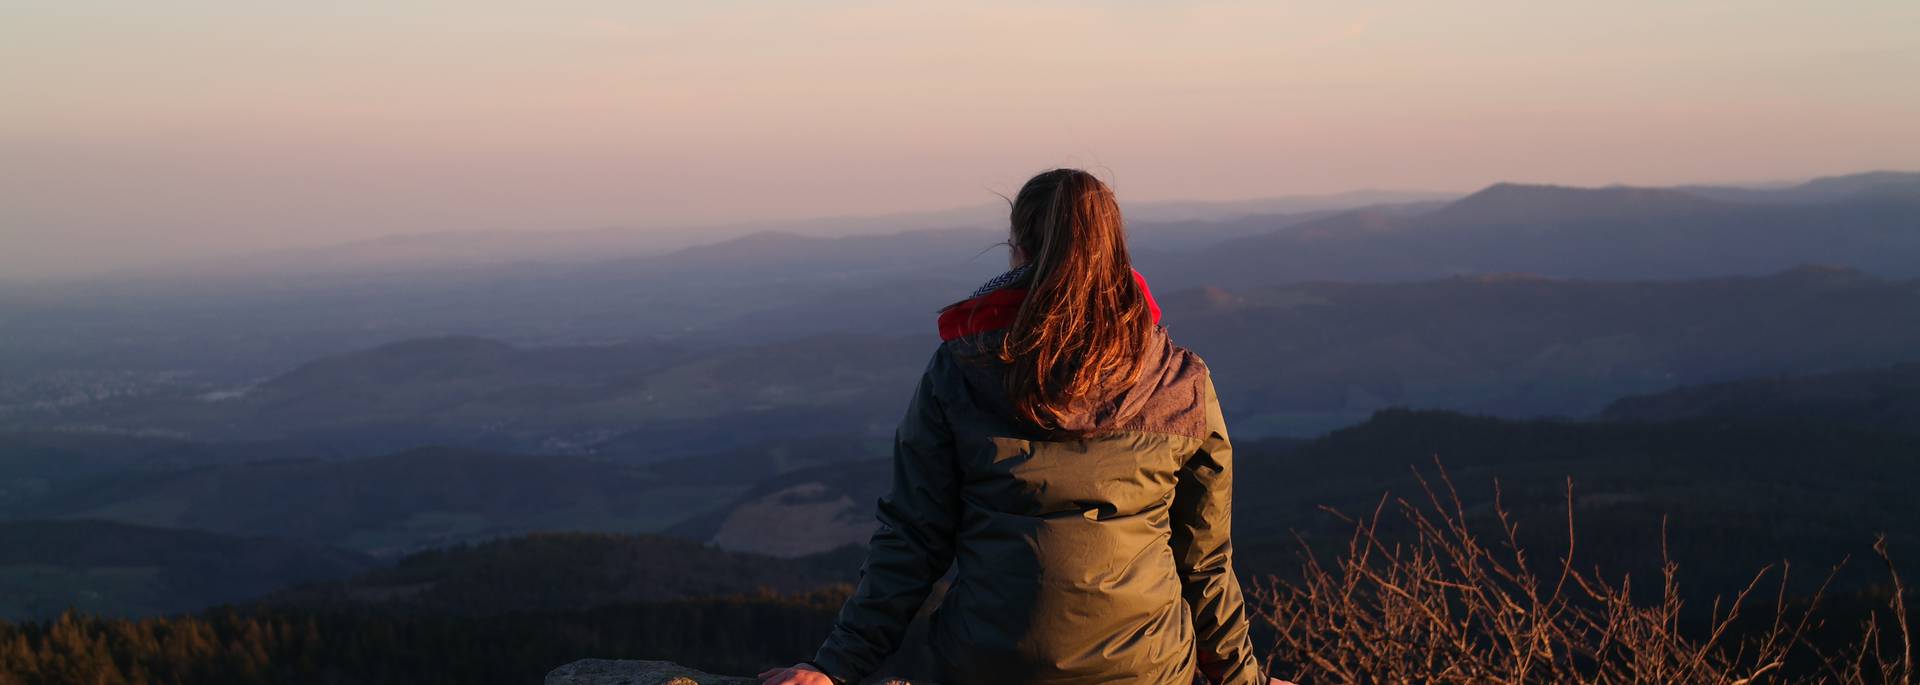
[757,662,835,685]
[1271,679,1299,685]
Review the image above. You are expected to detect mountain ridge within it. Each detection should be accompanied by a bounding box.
[1170,171,1920,288]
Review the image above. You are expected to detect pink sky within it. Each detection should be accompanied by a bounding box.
[3,1,1917,278]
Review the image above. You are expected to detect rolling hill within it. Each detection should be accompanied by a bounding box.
[1228,408,1920,598]
[23,333,929,457]
[1600,363,1920,434]
[19,447,733,557]
[0,430,352,515]
[1164,265,1920,434]
[0,519,372,620]
[4,172,1914,423]
[14,266,1920,454]
[262,532,862,614]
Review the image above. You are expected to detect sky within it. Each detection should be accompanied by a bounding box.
[3,1,1918,279]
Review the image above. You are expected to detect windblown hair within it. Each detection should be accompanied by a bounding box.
[997,169,1154,433]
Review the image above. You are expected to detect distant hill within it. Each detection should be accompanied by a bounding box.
[0,519,372,620]
[639,227,1005,281]
[28,333,929,457]
[20,447,733,557]
[263,532,861,614]
[638,434,886,486]
[17,267,1920,452]
[0,431,223,498]
[88,190,1442,284]
[1163,171,1920,288]
[1679,170,1920,204]
[1165,266,1920,433]
[4,433,908,563]
[1427,183,1722,226]
[7,172,1912,405]
[1124,201,1447,253]
[1600,363,1920,434]
[0,431,348,514]
[1228,408,1920,597]
[1126,190,1457,224]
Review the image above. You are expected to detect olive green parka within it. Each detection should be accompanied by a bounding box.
[811,277,1264,685]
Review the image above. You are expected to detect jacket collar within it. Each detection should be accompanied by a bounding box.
[937,268,1163,341]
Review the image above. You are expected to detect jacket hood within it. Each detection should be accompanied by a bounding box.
[938,271,1199,437]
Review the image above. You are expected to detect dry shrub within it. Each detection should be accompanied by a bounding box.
[1250,462,1913,685]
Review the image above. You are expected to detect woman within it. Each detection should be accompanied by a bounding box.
[760,169,1271,685]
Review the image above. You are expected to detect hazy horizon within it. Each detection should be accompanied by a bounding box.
[1,173,1893,285]
[5,1,1918,279]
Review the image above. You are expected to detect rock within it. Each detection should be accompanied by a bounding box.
[546,659,925,685]
[545,659,756,685]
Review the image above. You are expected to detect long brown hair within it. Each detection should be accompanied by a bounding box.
[997,168,1153,433]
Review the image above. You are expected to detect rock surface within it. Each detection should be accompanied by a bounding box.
[546,659,755,685]
[547,659,923,685]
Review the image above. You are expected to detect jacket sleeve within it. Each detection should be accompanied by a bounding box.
[810,352,962,683]
[1173,371,1266,685]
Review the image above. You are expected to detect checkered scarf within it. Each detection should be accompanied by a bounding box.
[969,264,1033,298]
